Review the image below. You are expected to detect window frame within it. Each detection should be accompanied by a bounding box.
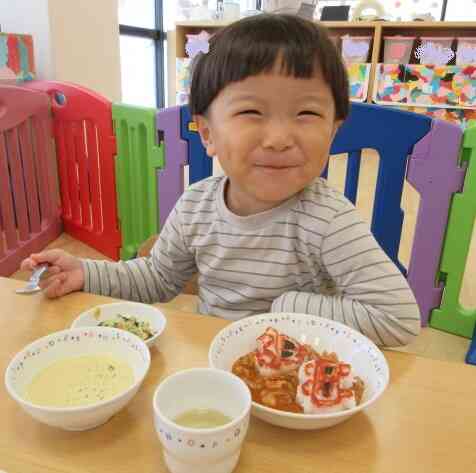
[441,0,448,20]
[119,0,165,108]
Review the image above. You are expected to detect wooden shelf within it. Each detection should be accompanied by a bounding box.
[176,20,231,27]
[322,21,476,29]
[168,20,476,109]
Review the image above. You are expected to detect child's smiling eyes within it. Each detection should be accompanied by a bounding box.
[235,110,322,117]
[237,109,261,116]
[298,111,321,117]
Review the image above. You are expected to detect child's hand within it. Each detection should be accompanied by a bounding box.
[20,250,85,298]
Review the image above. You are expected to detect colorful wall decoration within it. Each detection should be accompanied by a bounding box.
[403,106,476,129]
[374,63,476,127]
[175,60,372,106]
[347,63,371,102]
[176,57,192,105]
[0,33,35,82]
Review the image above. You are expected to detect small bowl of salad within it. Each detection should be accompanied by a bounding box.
[71,302,167,348]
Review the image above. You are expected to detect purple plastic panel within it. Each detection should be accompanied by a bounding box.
[156,106,188,227]
[406,119,465,326]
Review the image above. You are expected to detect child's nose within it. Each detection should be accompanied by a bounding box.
[261,119,295,151]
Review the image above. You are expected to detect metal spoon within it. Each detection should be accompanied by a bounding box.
[15,264,49,294]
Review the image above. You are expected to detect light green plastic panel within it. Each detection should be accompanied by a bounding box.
[430,121,476,338]
[112,104,164,260]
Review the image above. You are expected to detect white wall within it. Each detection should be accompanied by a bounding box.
[48,0,122,101]
[0,0,53,79]
[0,0,122,101]
[446,0,476,21]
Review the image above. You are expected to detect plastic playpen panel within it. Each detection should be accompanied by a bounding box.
[113,104,164,260]
[406,120,465,326]
[430,122,476,338]
[331,104,464,326]
[0,85,61,276]
[25,81,121,260]
[156,106,188,228]
[180,106,213,185]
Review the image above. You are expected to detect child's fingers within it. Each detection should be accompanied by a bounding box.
[44,265,61,278]
[30,250,63,267]
[20,258,36,271]
[43,274,68,299]
[30,253,49,265]
[39,273,64,291]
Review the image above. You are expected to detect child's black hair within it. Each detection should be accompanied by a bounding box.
[190,13,349,121]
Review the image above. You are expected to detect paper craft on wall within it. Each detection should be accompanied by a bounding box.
[414,38,455,65]
[0,33,35,82]
[374,64,476,109]
[347,63,371,102]
[456,38,476,66]
[185,30,211,59]
[341,35,372,63]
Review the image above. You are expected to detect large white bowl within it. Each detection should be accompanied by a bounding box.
[71,301,167,348]
[208,313,389,430]
[5,326,151,431]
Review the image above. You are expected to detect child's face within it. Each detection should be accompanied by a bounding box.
[195,66,341,216]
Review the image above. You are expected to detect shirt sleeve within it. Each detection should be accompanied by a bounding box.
[81,206,197,303]
[271,201,421,347]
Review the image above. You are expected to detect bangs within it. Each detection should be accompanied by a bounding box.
[190,14,349,120]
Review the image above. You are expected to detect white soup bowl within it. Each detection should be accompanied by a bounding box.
[5,326,150,431]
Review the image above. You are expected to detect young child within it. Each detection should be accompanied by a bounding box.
[21,13,420,347]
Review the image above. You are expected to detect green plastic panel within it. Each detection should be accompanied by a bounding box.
[430,121,476,338]
[112,104,164,260]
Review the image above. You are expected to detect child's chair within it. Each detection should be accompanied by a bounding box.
[156,102,466,326]
[0,85,62,276]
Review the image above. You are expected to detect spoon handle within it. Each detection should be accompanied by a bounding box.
[31,264,49,282]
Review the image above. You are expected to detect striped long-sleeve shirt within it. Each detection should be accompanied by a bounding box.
[82,176,421,347]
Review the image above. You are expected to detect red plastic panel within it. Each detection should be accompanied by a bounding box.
[0,85,62,276]
[25,81,121,260]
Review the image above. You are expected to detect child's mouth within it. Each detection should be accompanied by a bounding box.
[254,165,299,177]
[255,164,299,170]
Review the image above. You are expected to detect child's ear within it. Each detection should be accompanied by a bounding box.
[194,114,216,157]
[331,120,344,141]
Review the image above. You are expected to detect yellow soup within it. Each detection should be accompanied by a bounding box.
[174,408,232,429]
[25,355,134,407]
